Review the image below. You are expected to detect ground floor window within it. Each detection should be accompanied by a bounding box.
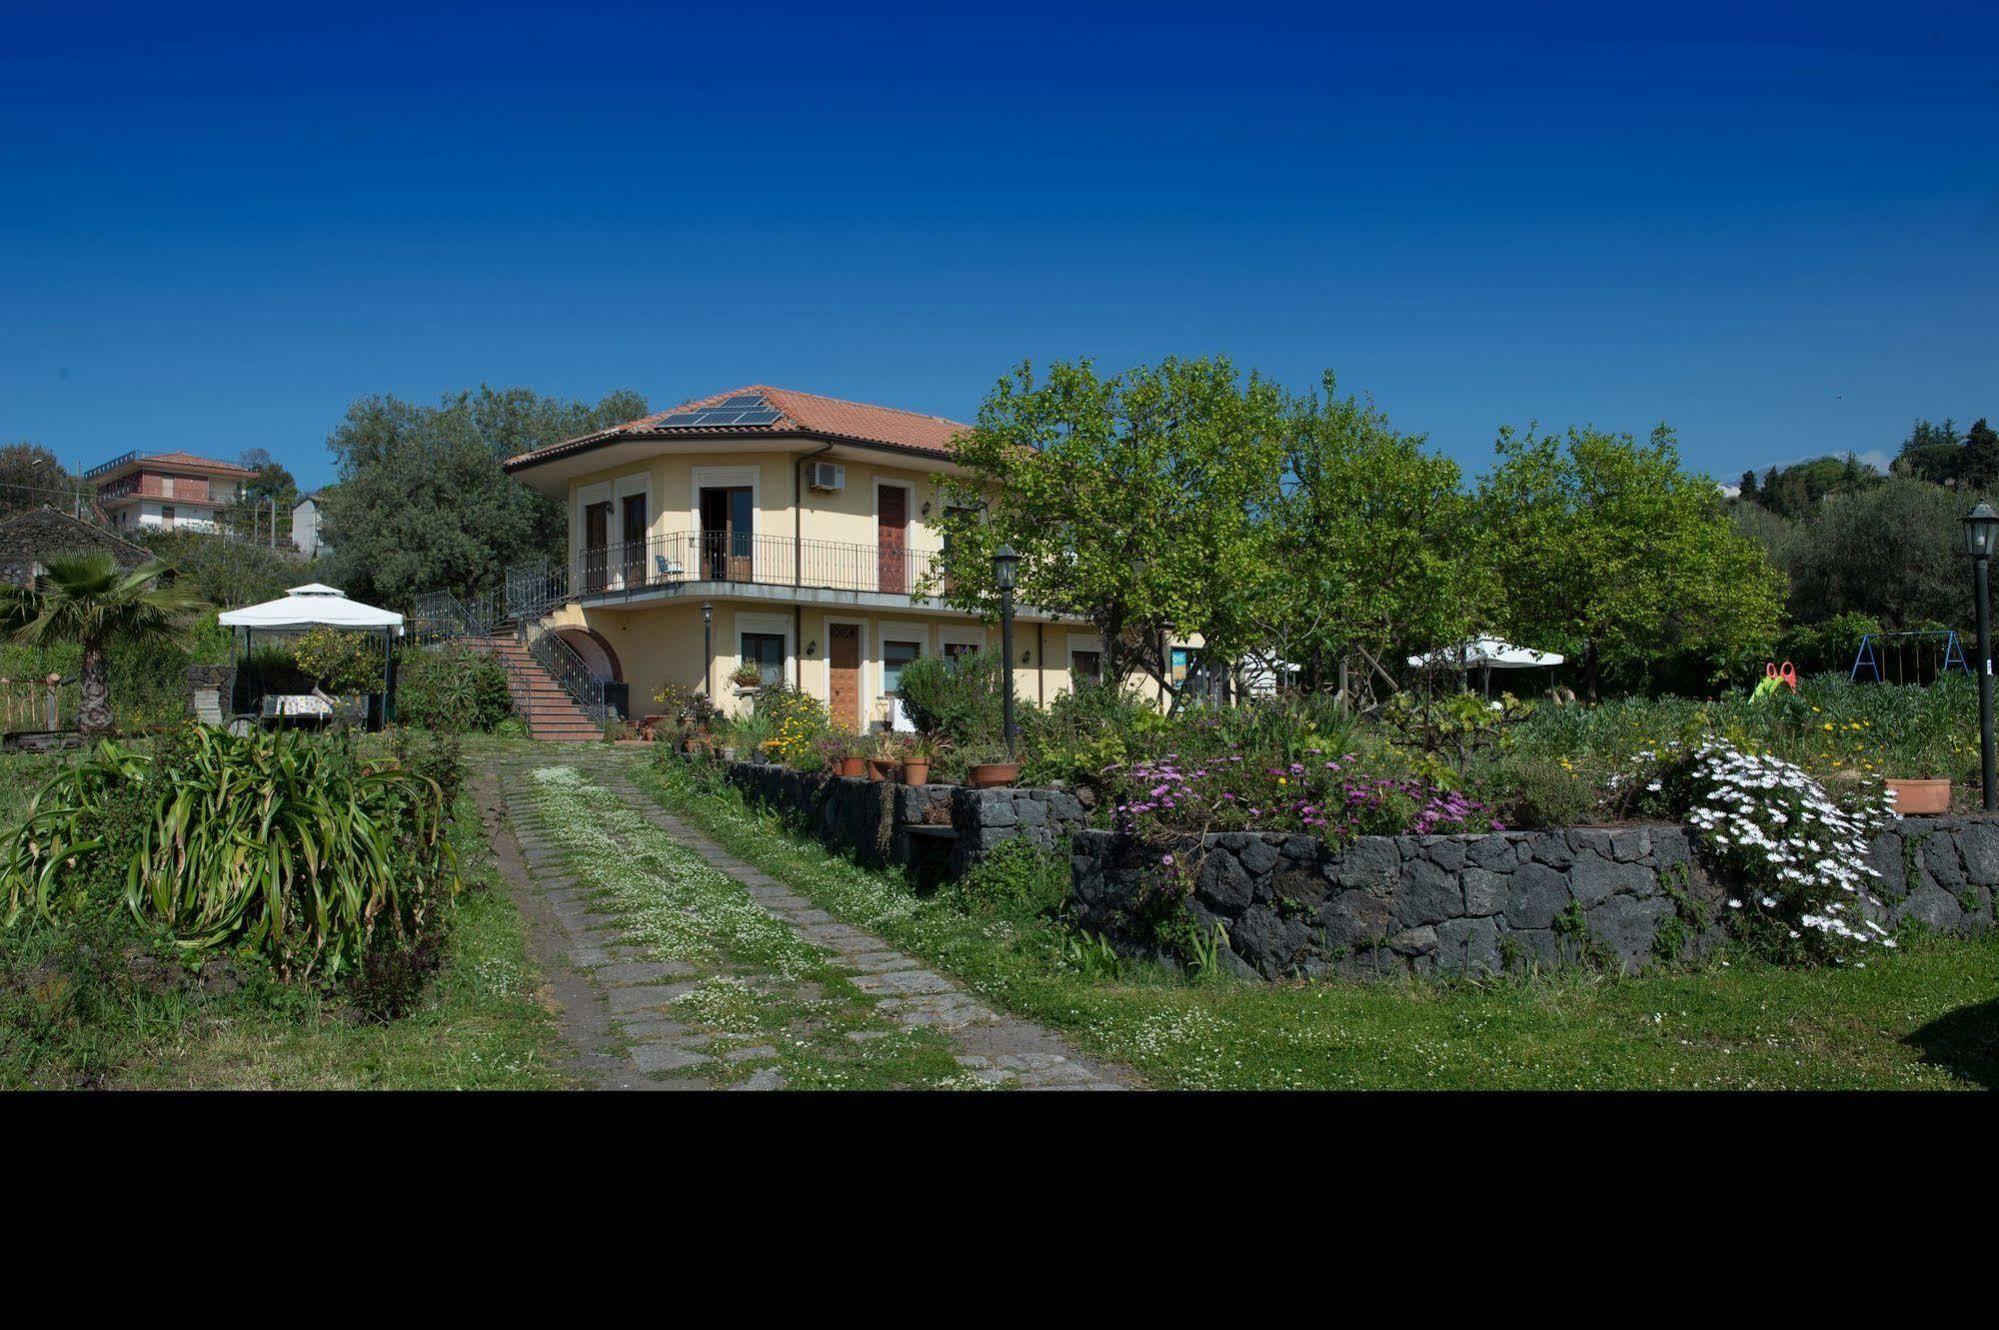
[882,639,921,695]
[741,632,785,687]
[942,640,981,662]
[1070,649,1102,687]
[160,505,176,529]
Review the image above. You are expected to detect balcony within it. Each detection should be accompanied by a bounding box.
[565,530,945,604]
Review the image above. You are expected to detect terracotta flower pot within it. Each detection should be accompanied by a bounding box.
[866,758,897,782]
[902,760,931,785]
[969,762,1020,789]
[837,757,866,778]
[1886,778,1950,815]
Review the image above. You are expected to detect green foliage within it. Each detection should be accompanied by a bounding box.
[290,625,383,695]
[0,724,457,985]
[941,838,1069,924]
[395,644,514,732]
[896,648,1005,745]
[0,442,90,520]
[321,385,647,606]
[1476,423,1786,695]
[1779,477,1984,630]
[1746,453,1882,520]
[1245,373,1487,689]
[0,551,206,734]
[138,529,302,610]
[936,357,1288,704]
[1381,689,1534,780]
[744,683,830,766]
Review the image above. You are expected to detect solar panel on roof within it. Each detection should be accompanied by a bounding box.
[654,394,782,429]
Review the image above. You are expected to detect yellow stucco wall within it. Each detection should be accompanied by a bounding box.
[568,599,1104,728]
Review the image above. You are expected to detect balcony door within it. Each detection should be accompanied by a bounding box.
[877,485,908,593]
[620,493,648,586]
[699,486,753,582]
[583,501,612,592]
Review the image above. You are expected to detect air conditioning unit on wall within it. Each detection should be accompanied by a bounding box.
[808,461,846,492]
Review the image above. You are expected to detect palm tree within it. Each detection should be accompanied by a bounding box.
[0,552,204,737]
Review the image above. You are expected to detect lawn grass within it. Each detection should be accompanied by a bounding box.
[1,774,571,1090]
[634,755,1999,1090]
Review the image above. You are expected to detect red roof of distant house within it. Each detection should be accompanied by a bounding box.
[503,386,971,471]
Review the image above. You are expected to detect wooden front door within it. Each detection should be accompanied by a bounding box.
[583,501,612,591]
[620,493,648,585]
[877,486,908,593]
[699,487,754,582]
[828,623,861,730]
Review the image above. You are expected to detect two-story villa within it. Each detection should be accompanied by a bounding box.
[86,450,254,534]
[501,386,1107,730]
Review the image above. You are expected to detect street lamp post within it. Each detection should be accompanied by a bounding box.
[994,545,1019,756]
[1963,503,1999,812]
[701,601,714,698]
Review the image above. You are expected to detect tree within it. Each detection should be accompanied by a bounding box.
[1961,418,1999,492]
[0,551,204,736]
[320,385,647,606]
[1244,374,1487,698]
[1893,417,1963,485]
[1781,476,1981,629]
[934,358,1286,709]
[1475,425,1785,696]
[220,455,299,541]
[1738,469,1759,502]
[0,442,89,521]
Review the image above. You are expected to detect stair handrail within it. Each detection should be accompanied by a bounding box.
[517,614,610,727]
[407,587,536,719]
[505,558,569,623]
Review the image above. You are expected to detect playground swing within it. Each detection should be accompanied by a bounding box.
[1849,629,1970,685]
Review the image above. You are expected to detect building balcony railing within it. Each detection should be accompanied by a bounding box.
[574,530,946,600]
[96,475,213,504]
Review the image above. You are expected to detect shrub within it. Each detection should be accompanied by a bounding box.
[941,839,1069,923]
[0,723,458,985]
[1492,755,1603,828]
[897,649,1004,744]
[1108,750,1498,844]
[291,625,384,695]
[396,644,514,732]
[749,684,829,767]
[1650,740,1895,964]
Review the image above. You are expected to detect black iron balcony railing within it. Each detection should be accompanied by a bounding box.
[571,530,944,599]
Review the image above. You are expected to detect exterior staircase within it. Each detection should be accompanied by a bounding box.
[469,633,604,742]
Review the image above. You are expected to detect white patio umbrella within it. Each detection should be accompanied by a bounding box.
[1407,635,1566,698]
[1406,636,1564,670]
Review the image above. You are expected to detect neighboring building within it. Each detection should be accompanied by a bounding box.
[502,385,1122,729]
[0,505,151,588]
[85,450,255,534]
[291,493,331,558]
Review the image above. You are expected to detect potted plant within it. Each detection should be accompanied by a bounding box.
[731,663,764,692]
[865,732,905,782]
[902,735,938,786]
[967,746,1020,789]
[822,732,866,779]
[1884,776,1951,815]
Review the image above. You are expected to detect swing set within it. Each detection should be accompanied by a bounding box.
[1849,630,1970,685]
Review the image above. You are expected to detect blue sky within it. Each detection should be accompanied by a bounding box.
[3,2,1995,492]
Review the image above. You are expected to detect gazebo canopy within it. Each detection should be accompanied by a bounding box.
[218,583,404,633]
[1407,635,1564,670]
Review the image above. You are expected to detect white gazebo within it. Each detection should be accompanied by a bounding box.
[1407,635,1566,696]
[218,584,405,726]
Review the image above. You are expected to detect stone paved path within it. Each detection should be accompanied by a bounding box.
[479,747,1128,1091]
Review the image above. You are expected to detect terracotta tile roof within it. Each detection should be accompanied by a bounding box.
[504,386,971,471]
